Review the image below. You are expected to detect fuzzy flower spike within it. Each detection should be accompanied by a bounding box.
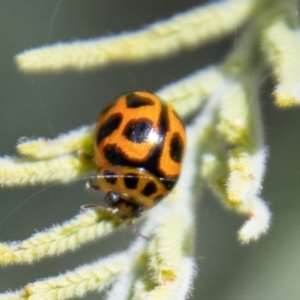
[2,0,299,298]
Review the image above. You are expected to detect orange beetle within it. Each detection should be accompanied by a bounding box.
[88,91,186,219]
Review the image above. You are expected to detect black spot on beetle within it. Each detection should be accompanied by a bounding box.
[104,170,118,185]
[103,144,128,166]
[123,118,153,143]
[97,113,122,144]
[141,181,157,197]
[169,132,184,163]
[126,93,155,108]
[124,173,139,189]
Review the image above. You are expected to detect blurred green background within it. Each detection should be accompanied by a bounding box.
[1,1,300,299]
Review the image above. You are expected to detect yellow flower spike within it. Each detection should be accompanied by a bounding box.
[17,126,94,159]
[105,236,154,300]
[220,77,265,207]
[0,154,94,187]
[0,292,25,300]
[16,0,255,72]
[132,258,196,300]
[226,147,266,207]
[200,137,271,244]
[0,243,15,263]
[201,153,228,201]
[191,84,229,199]
[157,66,226,119]
[23,253,126,300]
[0,210,120,265]
[147,207,194,284]
[262,19,300,107]
[238,195,272,243]
[217,81,250,145]
[227,149,254,207]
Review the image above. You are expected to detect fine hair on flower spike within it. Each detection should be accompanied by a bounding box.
[2,1,300,299]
